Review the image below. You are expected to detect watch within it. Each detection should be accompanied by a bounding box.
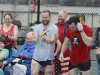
[6,35,8,38]
[79,29,84,32]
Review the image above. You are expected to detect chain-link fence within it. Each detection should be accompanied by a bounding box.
[0,0,100,74]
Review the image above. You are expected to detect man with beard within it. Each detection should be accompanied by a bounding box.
[54,10,70,75]
[31,10,58,75]
[59,16,93,75]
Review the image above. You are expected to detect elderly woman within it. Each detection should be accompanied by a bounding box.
[3,32,43,75]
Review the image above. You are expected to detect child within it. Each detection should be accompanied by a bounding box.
[0,37,9,75]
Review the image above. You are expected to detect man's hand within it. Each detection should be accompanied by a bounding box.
[54,53,57,56]
[41,36,45,42]
[77,23,83,31]
[93,47,100,54]
[41,31,47,36]
[59,53,64,62]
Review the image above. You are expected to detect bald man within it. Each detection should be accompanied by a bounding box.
[54,10,70,75]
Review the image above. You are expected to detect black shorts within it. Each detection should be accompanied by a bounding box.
[33,59,54,67]
[69,60,91,71]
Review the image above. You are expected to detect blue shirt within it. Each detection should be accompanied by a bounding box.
[6,43,36,65]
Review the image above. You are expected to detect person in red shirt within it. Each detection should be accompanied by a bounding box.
[0,13,18,57]
[54,10,70,75]
[76,13,85,24]
[59,16,93,75]
[76,13,86,75]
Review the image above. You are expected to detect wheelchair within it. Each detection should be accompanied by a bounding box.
[2,44,44,75]
[3,56,44,75]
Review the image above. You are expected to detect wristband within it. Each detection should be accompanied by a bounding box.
[79,29,84,32]
[6,35,8,38]
[60,53,63,55]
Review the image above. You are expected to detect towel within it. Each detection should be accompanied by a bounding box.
[13,63,27,75]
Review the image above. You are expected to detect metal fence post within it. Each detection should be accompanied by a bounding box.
[37,0,40,24]
[1,10,3,25]
[27,0,31,29]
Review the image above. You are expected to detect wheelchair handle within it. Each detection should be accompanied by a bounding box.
[12,56,32,60]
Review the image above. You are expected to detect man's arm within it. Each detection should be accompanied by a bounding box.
[59,37,70,62]
[32,25,39,44]
[54,40,61,56]
[33,34,38,44]
[77,23,93,46]
[61,37,70,54]
[80,32,93,46]
[41,34,57,44]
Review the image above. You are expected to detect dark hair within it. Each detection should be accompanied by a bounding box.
[42,10,50,16]
[0,37,6,45]
[4,13,13,19]
[76,13,85,22]
[68,16,80,25]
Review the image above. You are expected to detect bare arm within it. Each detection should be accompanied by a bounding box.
[8,25,18,41]
[61,37,70,54]
[33,34,38,44]
[80,32,93,46]
[41,34,57,44]
[1,25,18,41]
[77,23,92,46]
[54,40,61,56]
[0,55,5,61]
[59,37,70,62]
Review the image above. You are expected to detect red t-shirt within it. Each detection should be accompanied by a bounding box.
[66,24,93,66]
[55,23,70,56]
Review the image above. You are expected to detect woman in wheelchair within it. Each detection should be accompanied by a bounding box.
[3,32,43,75]
[0,37,9,75]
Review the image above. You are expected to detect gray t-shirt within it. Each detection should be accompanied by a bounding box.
[33,23,58,61]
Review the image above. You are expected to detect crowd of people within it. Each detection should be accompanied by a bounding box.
[0,10,99,75]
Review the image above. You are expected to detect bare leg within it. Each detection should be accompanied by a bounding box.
[44,64,54,75]
[69,68,79,75]
[82,69,91,75]
[31,59,41,75]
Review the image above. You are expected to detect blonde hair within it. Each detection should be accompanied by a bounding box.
[25,32,34,42]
